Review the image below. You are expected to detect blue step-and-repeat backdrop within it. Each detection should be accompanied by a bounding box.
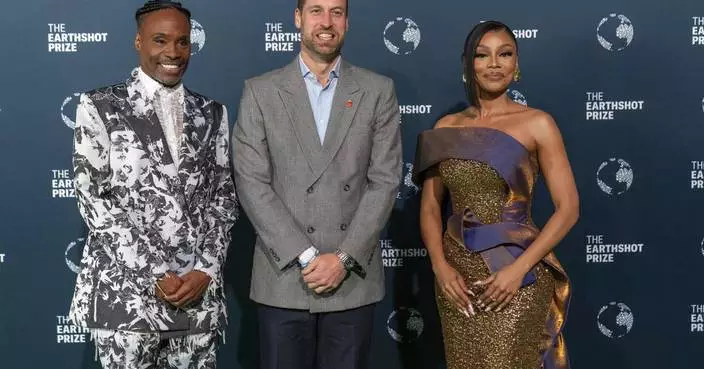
[0,0,702,368]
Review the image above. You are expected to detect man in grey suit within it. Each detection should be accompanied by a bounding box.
[232,0,401,368]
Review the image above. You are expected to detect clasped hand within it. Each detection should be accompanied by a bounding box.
[473,264,525,313]
[156,270,211,308]
[434,261,526,315]
[302,253,347,294]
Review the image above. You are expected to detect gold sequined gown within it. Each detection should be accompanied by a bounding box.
[413,127,571,369]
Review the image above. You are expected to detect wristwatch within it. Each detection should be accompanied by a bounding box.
[298,246,319,268]
[335,249,355,271]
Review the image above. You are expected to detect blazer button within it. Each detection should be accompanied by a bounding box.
[343,184,350,191]
[307,227,315,234]
[340,223,348,231]
[269,248,280,262]
[306,186,314,194]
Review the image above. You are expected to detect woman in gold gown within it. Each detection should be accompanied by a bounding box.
[413,21,579,369]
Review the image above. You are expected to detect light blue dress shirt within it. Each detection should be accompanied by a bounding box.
[299,54,341,144]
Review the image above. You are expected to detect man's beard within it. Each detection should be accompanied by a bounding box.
[302,35,344,62]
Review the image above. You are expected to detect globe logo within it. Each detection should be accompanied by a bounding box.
[387,307,424,343]
[65,237,85,273]
[597,302,634,338]
[397,162,421,200]
[597,14,634,52]
[60,92,81,129]
[507,89,528,106]
[383,17,421,55]
[596,158,634,196]
[190,19,206,55]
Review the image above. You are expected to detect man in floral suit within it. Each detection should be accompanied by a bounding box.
[68,1,238,368]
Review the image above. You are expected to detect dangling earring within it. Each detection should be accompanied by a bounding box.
[513,67,521,82]
[462,73,467,83]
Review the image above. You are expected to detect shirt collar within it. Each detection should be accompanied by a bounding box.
[137,67,184,99]
[298,54,341,82]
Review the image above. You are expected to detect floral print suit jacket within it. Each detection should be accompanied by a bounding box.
[69,69,238,333]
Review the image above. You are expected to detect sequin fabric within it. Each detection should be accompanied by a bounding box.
[154,86,184,167]
[436,158,555,369]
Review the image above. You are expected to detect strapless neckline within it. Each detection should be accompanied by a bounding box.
[433,126,532,154]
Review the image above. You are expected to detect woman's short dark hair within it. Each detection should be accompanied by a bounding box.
[462,21,518,108]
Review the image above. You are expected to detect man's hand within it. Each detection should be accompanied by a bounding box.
[156,272,183,302]
[302,253,347,294]
[166,270,212,307]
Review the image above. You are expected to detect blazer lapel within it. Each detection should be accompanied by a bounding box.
[278,59,322,173]
[178,89,210,199]
[316,61,362,179]
[178,89,206,175]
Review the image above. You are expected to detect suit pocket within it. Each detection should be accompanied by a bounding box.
[91,262,150,328]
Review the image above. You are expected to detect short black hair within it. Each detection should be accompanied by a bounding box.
[296,0,348,12]
[135,0,191,28]
[461,20,518,108]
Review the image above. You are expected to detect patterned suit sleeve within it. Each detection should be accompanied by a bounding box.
[338,78,403,272]
[194,105,238,285]
[73,94,171,292]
